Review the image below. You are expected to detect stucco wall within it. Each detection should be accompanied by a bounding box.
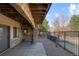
[0,14,23,48]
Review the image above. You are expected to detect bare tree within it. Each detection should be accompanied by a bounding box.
[53,17,60,32]
[53,16,67,32]
[60,16,66,31]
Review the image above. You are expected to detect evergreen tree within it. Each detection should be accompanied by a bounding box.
[70,15,79,31]
[40,19,49,32]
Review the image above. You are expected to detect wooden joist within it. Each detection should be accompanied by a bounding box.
[29,3,51,27]
[0,3,33,28]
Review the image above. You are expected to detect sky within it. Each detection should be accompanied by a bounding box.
[45,3,79,27]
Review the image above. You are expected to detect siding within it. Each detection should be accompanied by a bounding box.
[0,13,23,48]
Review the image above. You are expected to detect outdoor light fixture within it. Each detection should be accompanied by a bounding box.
[24,30,27,33]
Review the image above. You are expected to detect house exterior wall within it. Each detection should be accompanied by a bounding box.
[0,13,23,48]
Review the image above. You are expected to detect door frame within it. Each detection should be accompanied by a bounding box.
[0,24,10,52]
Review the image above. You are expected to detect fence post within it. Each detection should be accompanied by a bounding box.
[64,31,66,49]
[77,31,79,56]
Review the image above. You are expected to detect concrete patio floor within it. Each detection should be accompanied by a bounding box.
[0,37,73,56]
[36,37,73,56]
[1,42,46,56]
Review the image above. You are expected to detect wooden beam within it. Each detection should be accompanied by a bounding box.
[33,17,43,19]
[33,14,44,16]
[30,8,46,10]
[0,7,17,14]
[11,3,35,29]
[29,4,47,8]
[43,4,51,19]
[32,12,45,14]
[0,11,17,13]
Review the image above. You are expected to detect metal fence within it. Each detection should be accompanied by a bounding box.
[49,31,79,56]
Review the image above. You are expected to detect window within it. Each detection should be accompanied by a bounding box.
[13,27,17,38]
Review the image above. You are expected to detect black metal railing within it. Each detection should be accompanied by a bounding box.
[47,31,79,56]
